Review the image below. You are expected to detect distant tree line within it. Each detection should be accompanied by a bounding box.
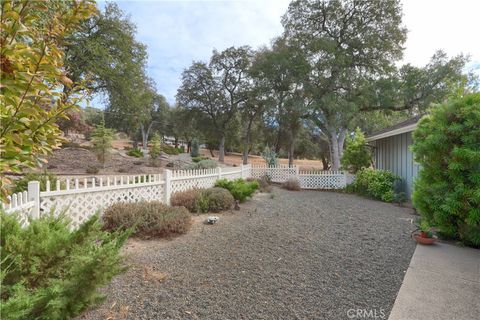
[59,0,478,170]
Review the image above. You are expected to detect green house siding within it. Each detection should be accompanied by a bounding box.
[372,132,419,198]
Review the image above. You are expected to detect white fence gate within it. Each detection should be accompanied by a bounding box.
[3,164,352,227]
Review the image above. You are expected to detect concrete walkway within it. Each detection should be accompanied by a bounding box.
[389,242,480,320]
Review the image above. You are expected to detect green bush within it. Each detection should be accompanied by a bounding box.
[186,159,218,170]
[0,211,129,320]
[250,175,272,193]
[102,201,191,238]
[215,178,259,202]
[170,188,234,213]
[149,134,162,160]
[127,148,143,158]
[12,172,60,193]
[349,168,400,202]
[341,127,371,173]
[161,144,182,155]
[190,138,199,157]
[261,146,278,167]
[191,156,209,163]
[412,94,480,247]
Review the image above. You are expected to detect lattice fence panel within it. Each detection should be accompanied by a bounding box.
[251,167,297,183]
[221,171,243,180]
[40,184,165,228]
[3,191,35,227]
[298,173,346,189]
[4,203,35,228]
[170,176,218,195]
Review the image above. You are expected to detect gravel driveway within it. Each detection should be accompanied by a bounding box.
[78,188,416,320]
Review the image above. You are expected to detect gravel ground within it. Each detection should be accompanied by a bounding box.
[78,188,417,320]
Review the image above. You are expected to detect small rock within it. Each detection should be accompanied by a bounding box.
[207,216,219,224]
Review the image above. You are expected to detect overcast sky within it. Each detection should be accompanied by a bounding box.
[102,0,480,104]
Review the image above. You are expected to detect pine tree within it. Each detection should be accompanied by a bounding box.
[91,123,115,168]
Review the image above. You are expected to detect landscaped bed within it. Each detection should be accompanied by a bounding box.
[78,188,416,319]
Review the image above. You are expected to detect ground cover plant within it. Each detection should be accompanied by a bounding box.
[102,201,191,238]
[171,187,234,213]
[191,156,209,163]
[0,211,129,320]
[162,144,183,155]
[347,168,400,202]
[127,148,143,158]
[215,178,259,202]
[412,93,480,247]
[186,159,218,170]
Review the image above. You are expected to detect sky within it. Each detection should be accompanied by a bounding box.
[99,0,480,104]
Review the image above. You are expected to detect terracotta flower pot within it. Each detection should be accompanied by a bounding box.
[413,233,437,245]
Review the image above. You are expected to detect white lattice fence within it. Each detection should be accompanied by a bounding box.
[170,168,219,195]
[2,189,38,227]
[39,174,166,228]
[298,170,346,189]
[251,165,297,183]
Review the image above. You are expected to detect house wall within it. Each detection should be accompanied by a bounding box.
[371,132,420,199]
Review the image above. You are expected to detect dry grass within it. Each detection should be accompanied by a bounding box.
[199,149,324,169]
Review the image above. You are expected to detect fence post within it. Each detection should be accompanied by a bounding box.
[28,181,40,219]
[164,170,172,205]
[218,167,222,179]
[240,164,244,179]
[295,165,299,178]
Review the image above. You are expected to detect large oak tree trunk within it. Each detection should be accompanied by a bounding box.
[219,135,226,163]
[329,128,346,171]
[288,140,295,167]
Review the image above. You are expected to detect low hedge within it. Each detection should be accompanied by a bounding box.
[1,211,129,320]
[102,201,191,238]
[171,187,234,213]
[215,178,259,202]
[347,168,400,202]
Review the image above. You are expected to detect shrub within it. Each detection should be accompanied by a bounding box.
[170,188,234,213]
[341,127,371,173]
[103,201,191,238]
[349,168,400,202]
[190,138,199,157]
[282,178,301,191]
[91,123,115,166]
[412,94,480,247]
[256,175,272,193]
[261,146,278,167]
[197,187,234,212]
[12,172,60,193]
[171,189,201,212]
[86,166,99,174]
[127,148,143,158]
[215,178,259,202]
[191,156,209,163]
[149,134,162,160]
[186,159,218,170]
[0,210,129,320]
[161,144,182,155]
